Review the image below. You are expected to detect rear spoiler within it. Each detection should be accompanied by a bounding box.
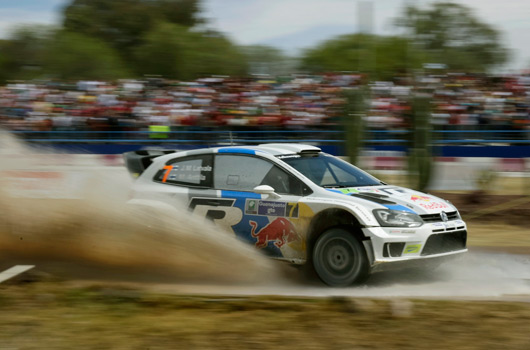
[123,150,177,178]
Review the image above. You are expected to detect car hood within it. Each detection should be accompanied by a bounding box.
[326,186,457,215]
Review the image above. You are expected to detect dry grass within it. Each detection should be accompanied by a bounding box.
[1,282,530,350]
[468,223,530,253]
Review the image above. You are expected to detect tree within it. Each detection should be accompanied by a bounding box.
[0,41,11,83]
[134,23,247,79]
[300,34,424,80]
[242,45,296,76]
[182,30,248,79]
[62,0,203,54]
[395,2,508,72]
[44,31,130,80]
[134,23,188,78]
[0,25,54,81]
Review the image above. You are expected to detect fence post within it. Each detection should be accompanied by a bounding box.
[408,95,433,192]
[342,89,366,165]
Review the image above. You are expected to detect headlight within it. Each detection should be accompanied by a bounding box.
[373,209,423,228]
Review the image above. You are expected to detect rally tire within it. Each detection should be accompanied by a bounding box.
[312,228,369,287]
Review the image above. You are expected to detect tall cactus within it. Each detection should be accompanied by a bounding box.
[342,88,365,165]
[408,95,433,191]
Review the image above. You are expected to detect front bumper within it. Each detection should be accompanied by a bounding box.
[370,249,467,273]
[363,219,468,267]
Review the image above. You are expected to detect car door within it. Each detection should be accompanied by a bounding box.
[212,153,310,259]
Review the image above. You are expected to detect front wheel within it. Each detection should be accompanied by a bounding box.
[312,228,370,286]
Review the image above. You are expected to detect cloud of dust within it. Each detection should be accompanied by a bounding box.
[0,131,279,285]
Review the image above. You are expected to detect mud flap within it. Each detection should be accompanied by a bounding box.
[363,239,375,266]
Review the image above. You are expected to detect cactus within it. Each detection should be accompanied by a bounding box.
[342,89,365,165]
[408,95,433,191]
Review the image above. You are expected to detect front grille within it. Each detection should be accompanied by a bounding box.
[421,230,467,256]
[383,242,405,257]
[420,211,459,223]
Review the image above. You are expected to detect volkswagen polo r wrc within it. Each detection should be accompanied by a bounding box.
[124,144,467,286]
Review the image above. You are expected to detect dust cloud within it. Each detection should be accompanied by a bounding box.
[0,131,278,285]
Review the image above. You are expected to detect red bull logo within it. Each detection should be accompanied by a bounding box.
[250,218,298,249]
[411,195,431,202]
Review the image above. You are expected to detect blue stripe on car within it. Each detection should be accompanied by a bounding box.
[218,148,256,155]
[221,190,261,199]
[383,204,416,213]
[325,189,344,194]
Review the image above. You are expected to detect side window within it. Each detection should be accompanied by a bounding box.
[214,155,306,195]
[154,155,212,187]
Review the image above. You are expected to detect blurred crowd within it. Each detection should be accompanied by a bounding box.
[0,73,529,140]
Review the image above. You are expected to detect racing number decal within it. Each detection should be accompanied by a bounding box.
[162,165,173,183]
[286,203,299,218]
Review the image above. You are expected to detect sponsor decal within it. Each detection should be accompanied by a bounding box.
[420,202,450,210]
[250,218,299,249]
[258,201,286,216]
[404,244,422,254]
[162,164,211,183]
[188,197,243,234]
[410,195,449,210]
[277,154,301,159]
[286,203,299,218]
[411,195,432,202]
[389,229,416,234]
[245,200,299,218]
[246,199,258,215]
[338,188,360,194]
[357,188,380,193]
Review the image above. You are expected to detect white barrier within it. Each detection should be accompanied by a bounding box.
[1,153,527,197]
[0,154,130,199]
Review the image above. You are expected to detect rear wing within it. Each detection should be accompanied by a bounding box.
[123,150,176,178]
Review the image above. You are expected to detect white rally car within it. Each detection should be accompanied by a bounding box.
[124,144,467,286]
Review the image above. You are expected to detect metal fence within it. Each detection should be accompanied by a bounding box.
[9,129,530,146]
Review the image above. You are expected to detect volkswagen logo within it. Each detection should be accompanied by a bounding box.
[440,211,448,222]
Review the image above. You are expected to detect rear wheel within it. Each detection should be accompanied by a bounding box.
[312,228,369,286]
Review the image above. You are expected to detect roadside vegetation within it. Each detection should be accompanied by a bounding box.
[1,281,529,349]
[0,1,509,82]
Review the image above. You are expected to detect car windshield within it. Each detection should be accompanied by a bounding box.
[280,153,381,188]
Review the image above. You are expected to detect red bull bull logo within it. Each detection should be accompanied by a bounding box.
[250,218,298,249]
[411,195,431,202]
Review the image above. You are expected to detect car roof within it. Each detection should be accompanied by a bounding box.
[252,143,321,155]
[192,143,321,156]
[149,143,322,165]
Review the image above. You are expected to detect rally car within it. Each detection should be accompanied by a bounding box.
[124,144,467,286]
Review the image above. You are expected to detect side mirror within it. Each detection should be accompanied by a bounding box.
[253,185,281,199]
